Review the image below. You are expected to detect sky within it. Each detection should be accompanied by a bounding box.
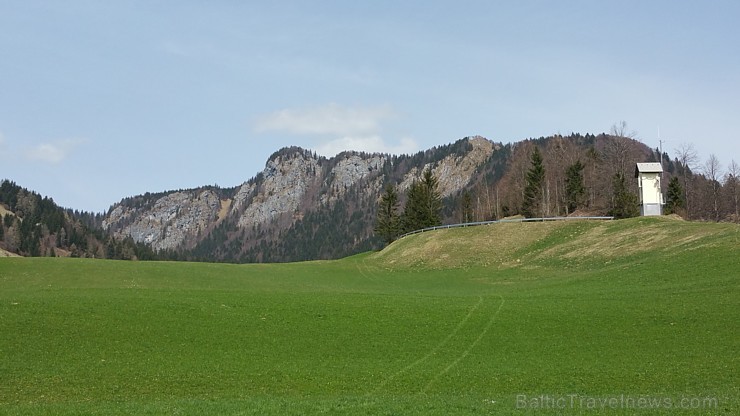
[1,1,739,213]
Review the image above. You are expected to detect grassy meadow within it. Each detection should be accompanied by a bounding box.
[0,217,738,414]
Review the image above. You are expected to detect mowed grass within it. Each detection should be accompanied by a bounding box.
[0,218,738,415]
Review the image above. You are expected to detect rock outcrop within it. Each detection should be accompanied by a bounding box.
[103,189,222,251]
[398,136,495,197]
[321,154,386,205]
[102,136,500,260]
[237,151,322,228]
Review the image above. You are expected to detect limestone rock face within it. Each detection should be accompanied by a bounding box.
[102,136,499,258]
[237,151,322,228]
[434,136,495,197]
[230,182,256,215]
[321,154,386,205]
[399,136,495,197]
[103,189,222,251]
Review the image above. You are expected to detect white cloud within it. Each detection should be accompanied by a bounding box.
[313,136,419,157]
[254,103,416,157]
[254,103,397,136]
[26,139,86,164]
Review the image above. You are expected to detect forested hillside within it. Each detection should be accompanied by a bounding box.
[2,129,737,261]
[479,130,738,223]
[0,180,155,259]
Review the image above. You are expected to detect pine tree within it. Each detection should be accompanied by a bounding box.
[461,190,473,223]
[401,181,423,233]
[609,172,639,219]
[374,185,400,245]
[664,176,685,215]
[522,147,545,218]
[420,168,442,227]
[402,168,442,232]
[565,160,586,213]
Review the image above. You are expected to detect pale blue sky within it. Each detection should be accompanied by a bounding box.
[1,1,738,212]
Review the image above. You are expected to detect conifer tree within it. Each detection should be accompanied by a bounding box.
[522,147,545,218]
[664,176,685,215]
[609,172,639,219]
[401,168,442,232]
[421,168,442,227]
[374,185,400,245]
[401,182,422,233]
[461,190,473,223]
[726,160,739,222]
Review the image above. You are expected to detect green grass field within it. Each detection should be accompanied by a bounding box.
[1,217,738,414]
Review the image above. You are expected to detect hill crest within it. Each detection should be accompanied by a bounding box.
[371,217,740,270]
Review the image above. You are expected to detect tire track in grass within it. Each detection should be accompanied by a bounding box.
[356,256,405,292]
[369,295,485,394]
[355,257,379,283]
[421,294,506,393]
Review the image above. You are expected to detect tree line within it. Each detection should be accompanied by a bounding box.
[376,124,739,245]
[465,126,738,224]
[375,168,443,245]
[0,180,155,259]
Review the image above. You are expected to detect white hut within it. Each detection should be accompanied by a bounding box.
[635,163,664,216]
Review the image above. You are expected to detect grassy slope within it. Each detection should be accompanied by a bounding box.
[0,217,738,415]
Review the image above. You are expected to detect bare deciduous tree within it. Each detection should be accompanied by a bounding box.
[610,120,637,139]
[543,136,574,216]
[704,154,722,221]
[584,147,601,208]
[604,121,640,178]
[500,141,534,216]
[674,143,699,219]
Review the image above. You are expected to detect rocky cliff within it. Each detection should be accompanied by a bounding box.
[103,190,223,251]
[102,136,499,261]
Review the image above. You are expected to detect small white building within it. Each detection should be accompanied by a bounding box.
[635,163,664,216]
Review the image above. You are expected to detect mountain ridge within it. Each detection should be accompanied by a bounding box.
[7,131,718,262]
[101,136,497,261]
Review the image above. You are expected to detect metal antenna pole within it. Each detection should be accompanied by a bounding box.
[659,140,664,167]
[659,139,665,193]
